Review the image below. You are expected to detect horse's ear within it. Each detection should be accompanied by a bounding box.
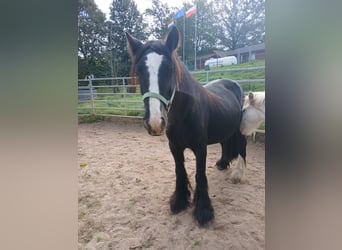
[248,92,254,101]
[125,32,143,58]
[248,92,255,105]
[165,26,180,52]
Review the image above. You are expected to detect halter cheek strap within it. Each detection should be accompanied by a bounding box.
[142,88,176,112]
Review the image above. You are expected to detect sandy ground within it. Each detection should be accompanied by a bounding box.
[78,120,265,249]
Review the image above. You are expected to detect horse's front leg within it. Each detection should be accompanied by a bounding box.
[169,142,191,213]
[193,145,214,226]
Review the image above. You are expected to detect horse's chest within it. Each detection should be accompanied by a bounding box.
[166,120,204,147]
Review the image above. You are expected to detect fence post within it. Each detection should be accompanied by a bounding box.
[206,71,209,83]
[122,78,127,116]
[89,78,95,115]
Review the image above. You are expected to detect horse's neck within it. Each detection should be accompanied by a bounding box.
[168,66,202,120]
[177,65,204,96]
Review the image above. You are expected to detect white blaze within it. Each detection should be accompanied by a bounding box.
[145,52,164,129]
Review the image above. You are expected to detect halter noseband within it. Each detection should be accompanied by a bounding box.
[142,87,176,112]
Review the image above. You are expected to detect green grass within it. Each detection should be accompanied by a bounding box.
[78,94,144,116]
[78,115,104,123]
[193,60,265,92]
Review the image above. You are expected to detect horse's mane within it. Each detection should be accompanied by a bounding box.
[172,51,183,89]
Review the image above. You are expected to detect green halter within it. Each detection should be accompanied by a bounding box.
[142,88,176,112]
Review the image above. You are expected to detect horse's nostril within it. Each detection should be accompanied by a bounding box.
[161,117,166,128]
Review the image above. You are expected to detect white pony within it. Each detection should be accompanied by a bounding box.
[240,91,265,137]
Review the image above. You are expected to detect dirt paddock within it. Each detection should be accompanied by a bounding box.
[78,119,265,249]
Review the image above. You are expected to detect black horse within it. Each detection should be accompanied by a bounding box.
[126,27,247,226]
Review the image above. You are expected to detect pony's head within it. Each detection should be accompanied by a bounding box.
[126,27,181,136]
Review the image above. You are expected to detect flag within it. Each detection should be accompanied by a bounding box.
[173,9,185,19]
[167,20,175,29]
[185,6,197,18]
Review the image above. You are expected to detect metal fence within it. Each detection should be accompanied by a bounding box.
[78,77,144,117]
[192,66,265,85]
[77,66,265,118]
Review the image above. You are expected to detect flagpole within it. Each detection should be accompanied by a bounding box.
[183,15,185,62]
[194,2,197,70]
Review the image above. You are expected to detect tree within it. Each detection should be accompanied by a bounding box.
[215,0,265,50]
[78,0,109,78]
[108,0,147,78]
[195,0,220,56]
[144,0,174,39]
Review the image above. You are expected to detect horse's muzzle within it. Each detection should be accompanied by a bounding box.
[144,116,166,136]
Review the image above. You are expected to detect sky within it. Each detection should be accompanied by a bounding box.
[94,0,186,19]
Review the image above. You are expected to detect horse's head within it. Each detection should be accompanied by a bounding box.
[126,27,180,136]
[240,92,265,135]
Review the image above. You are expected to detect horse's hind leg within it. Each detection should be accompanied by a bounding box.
[169,143,191,213]
[216,140,232,170]
[230,131,247,184]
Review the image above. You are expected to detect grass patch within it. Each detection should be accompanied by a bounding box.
[240,82,265,92]
[258,121,265,130]
[78,94,144,116]
[78,115,104,123]
[193,60,265,92]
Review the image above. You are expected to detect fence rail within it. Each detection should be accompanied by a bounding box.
[78,66,265,120]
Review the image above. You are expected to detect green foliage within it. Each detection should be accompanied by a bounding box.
[144,0,173,39]
[78,0,109,78]
[108,0,147,77]
[182,0,219,64]
[77,0,265,78]
[216,0,265,50]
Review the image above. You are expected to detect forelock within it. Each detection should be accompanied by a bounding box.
[134,41,172,64]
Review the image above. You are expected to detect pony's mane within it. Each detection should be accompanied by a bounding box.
[171,51,183,89]
[129,38,183,89]
[246,92,265,107]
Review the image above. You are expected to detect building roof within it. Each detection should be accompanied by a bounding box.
[196,50,229,61]
[226,43,265,56]
[196,43,265,61]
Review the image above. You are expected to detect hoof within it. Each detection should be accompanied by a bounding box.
[194,205,214,226]
[170,192,190,214]
[193,195,214,226]
[216,159,229,171]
